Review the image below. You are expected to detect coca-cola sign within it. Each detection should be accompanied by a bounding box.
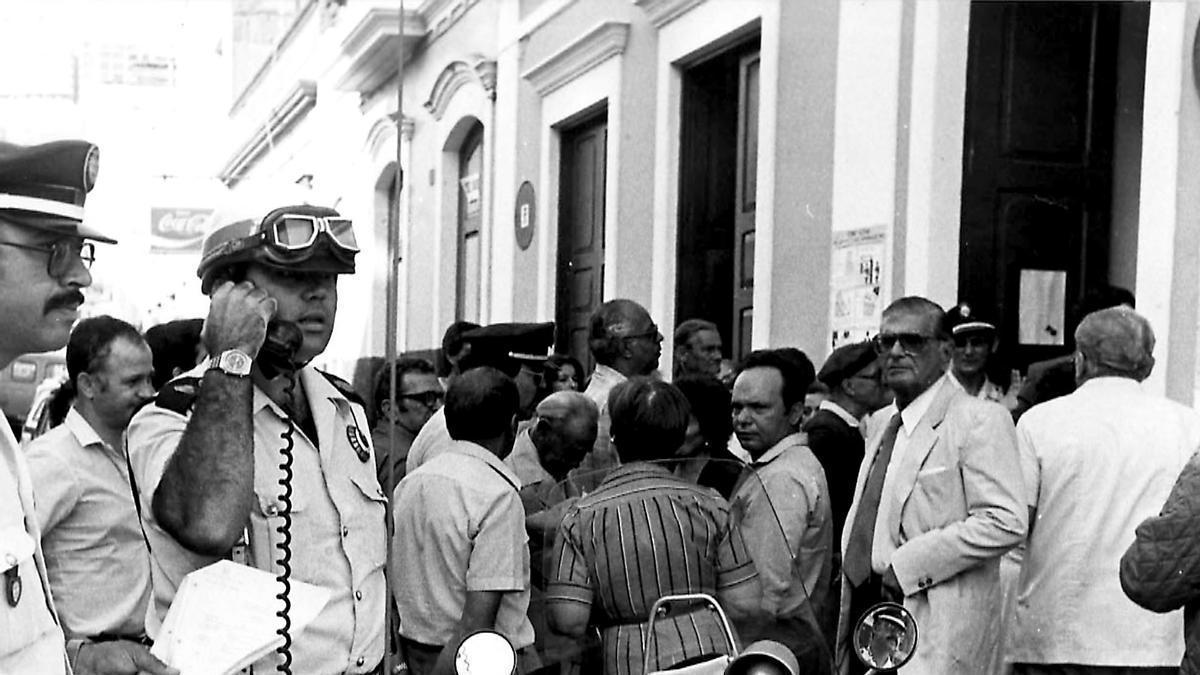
[150,208,212,253]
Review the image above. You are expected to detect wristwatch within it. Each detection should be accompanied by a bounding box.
[208,349,253,377]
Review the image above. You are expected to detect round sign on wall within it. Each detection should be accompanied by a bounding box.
[514,181,536,251]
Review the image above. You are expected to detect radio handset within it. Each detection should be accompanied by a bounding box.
[258,320,303,380]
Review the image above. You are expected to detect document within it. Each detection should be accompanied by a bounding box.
[150,559,329,675]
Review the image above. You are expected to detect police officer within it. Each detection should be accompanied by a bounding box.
[127,201,385,673]
[0,141,175,674]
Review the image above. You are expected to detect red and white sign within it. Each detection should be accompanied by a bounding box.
[151,208,212,253]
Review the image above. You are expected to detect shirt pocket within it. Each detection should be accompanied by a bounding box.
[248,485,309,568]
[0,525,54,658]
[347,473,387,572]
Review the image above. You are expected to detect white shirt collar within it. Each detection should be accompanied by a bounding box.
[898,374,949,435]
[64,406,114,453]
[818,399,859,428]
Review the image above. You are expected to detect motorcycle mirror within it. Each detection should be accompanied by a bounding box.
[454,630,516,675]
[725,640,799,675]
[852,602,918,672]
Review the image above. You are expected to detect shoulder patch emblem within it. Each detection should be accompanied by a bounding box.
[347,425,371,463]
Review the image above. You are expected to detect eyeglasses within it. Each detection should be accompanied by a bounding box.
[622,327,662,343]
[873,332,938,355]
[398,391,443,410]
[0,238,94,278]
[263,213,358,252]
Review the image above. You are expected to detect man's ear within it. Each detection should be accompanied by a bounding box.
[76,372,97,400]
[786,399,804,427]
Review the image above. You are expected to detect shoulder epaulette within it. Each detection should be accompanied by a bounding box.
[154,376,201,415]
[318,370,366,408]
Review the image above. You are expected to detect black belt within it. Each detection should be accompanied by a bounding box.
[91,633,153,647]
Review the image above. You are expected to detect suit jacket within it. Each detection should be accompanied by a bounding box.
[802,407,865,544]
[835,377,1026,674]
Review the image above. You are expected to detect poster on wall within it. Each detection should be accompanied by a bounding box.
[829,225,887,349]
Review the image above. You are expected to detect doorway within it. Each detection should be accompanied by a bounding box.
[456,122,484,322]
[555,110,608,370]
[676,34,761,363]
[959,2,1146,370]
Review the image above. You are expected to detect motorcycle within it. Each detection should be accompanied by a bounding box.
[453,601,916,675]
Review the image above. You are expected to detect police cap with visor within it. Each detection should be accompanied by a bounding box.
[197,203,358,293]
[0,139,115,244]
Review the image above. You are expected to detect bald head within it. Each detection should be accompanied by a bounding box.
[588,298,662,375]
[530,391,599,481]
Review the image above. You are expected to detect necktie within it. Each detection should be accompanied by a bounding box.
[843,413,903,587]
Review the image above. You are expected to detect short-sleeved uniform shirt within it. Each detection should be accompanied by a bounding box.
[0,407,66,673]
[26,408,151,638]
[127,365,387,674]
[393,440,534,649]
[547,462,757,675]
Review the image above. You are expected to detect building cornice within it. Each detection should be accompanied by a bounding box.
[522,21,630,97]
[420,0,481,40]
[632,0,706,29]
[219,81,318,186]
[423,58,497,120]
[334,6,427,94]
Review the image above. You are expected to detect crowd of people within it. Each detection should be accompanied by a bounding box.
[9,139,1200,675]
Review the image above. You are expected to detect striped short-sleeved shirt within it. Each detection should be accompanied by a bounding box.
[546,462,757,675]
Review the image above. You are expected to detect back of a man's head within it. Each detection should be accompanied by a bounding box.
[588,298,650,366]
[444,366,518,444]
[608,378,691,464]
[439,320,481,377]
[1075,306,1155,382]
[143,318,205,390]
[531,391,599,477]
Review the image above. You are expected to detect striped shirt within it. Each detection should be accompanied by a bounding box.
[547,462,757,675]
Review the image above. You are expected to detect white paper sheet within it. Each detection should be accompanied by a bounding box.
[151,560,329,675]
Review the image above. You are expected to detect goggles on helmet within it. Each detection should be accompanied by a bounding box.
[263,212,358,253]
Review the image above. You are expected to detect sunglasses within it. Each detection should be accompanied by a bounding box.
[264,214,358,252]
[398,391,444,409]
[873,332,938,355]
[0,238,94,278]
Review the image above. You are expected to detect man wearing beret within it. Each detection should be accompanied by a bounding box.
[804,341,888,546]
[0,140,174,674]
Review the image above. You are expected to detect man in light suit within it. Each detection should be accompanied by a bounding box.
[836,296,1027,674]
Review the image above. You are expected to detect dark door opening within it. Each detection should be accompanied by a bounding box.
[556,110,608,372]
[456,122,484,322]
[960,2,1127,371]
[676,35,760,363]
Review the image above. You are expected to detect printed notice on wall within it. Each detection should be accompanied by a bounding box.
[830,226,887,349]
[1018,269,1066,345]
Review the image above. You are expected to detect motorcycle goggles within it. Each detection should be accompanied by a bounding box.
[262,212,358,253]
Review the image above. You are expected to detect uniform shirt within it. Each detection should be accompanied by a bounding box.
[393,440,534,649]
[26,408,150,638]
[547,462,757,675]
[732,433,833,619]
[1007,376,1200,666]
[871,378,940,575]
[403,407,451,476]
[0,406,66,673]
[948,370,1005,404]
[127,365,386,674]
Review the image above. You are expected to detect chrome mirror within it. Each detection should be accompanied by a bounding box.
[454,630,515,675]
[852,602,917,671]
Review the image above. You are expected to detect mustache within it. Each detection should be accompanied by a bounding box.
[44,291,85,315]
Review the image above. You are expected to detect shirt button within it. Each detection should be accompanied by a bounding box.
[355,590,362,601]
[356,656,365,667]
[342,526,349,537]
[4,554,15,567]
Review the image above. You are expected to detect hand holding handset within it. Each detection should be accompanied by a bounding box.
[258,319,303,380]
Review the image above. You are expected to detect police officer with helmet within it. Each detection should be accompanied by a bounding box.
[126,200,386,673]
[0,140,176,674]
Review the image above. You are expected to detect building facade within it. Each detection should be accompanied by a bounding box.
[219,0,1200,405]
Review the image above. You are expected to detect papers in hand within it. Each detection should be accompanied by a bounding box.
[150,560,330,675]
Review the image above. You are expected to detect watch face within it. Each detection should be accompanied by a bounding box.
[222,350,252,375]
